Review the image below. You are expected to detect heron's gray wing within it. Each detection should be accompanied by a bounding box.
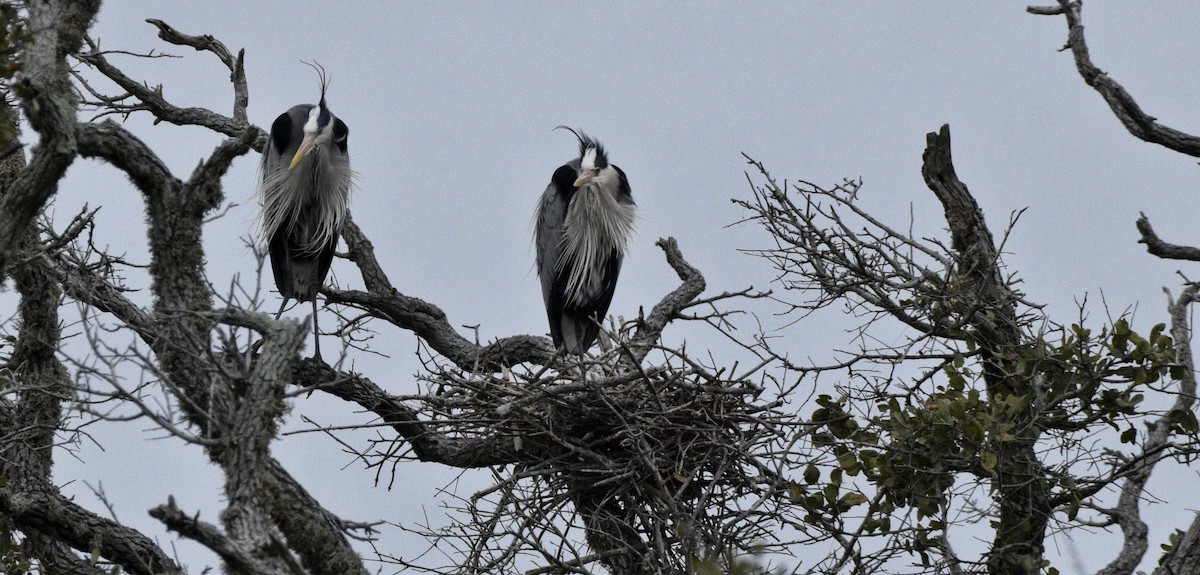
[537,187,566,297]
[259,107,311,298]
[538,160,587,347]
[260,110,291,296]
[536,182,567,343]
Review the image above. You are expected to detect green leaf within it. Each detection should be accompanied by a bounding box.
[787,482,804,503]
[838,451,862,475]
[823,484,839,504]
[1172,409,1199,433]
[1066,496,1080,521]
[1120,427,1136,444]
[1113,318,1130,336]
[804,464,820,485]
[837,491,868,508]
[980,450,997,472]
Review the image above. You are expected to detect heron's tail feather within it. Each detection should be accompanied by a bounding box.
[559,313,601,356]
[269,233,334,302]
[284,258,322,301]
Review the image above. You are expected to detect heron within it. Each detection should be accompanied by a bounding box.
[535,127,636,355]
[257,63,351,361]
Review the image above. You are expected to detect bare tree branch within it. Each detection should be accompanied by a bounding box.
[921,124,1022,360]
[0,54,179,573]
[1135,212,1200,262]
[75,121,175,193]
[76,19,258,142]
[1106,284,1200,575]
[923,125,1045,575]
[296,360,520,468]
[150,496,288,575]
[0,0,101,274]
[328,215,557,371]
[1028,0,1200,157]
[623,237,707,365]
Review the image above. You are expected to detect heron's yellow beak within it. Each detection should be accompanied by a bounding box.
[289,134,317,169]
[573,169,595,187]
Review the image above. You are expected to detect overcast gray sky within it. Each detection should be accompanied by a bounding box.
[45,2,1200,573]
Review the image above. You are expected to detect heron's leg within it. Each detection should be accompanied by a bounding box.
[311,296,322,362]
[274,298,288,320]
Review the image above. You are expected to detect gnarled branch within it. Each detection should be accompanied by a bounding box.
[1028,0,1200,157]
[1135,212,1200,262]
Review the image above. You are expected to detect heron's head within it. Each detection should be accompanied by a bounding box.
[289,62,347,169]
[289,99,339,169]
[557,126,614,188]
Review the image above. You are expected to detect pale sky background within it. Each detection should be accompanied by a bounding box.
[36,2,1200,573]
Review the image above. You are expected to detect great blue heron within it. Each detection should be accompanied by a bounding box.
[258,64,351,361]
[535,127,636,355]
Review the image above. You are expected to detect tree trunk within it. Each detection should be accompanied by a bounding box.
[922,125,1048,574]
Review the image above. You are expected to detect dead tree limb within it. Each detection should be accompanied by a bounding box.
[923,124,1046,575]
[1135,212,1200,262]
[1028,0,1200,157]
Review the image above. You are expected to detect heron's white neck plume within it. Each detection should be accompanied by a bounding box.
[259,144,353,255]
[558,168,635,306]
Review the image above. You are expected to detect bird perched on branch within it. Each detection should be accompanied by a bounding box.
[257,62,351,361]
[535,127,636,355]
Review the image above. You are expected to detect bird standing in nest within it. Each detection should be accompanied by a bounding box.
[535,127,636,355]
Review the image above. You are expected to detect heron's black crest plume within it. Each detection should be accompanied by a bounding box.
[554,125,608,169]
[303,60,331,106]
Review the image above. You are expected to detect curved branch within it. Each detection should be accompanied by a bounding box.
[2,487,178,575]
[143,16,251,124]
[77,21,256,141]
[328,215,560,371]
[1135,212,1200,262]
[625,237,707,364]
[144,18,234,67]
[331,221,708,372]
[296,359,521,468]
[1028,1,1200,157]
[76,121,176,194]
[324,285,557,372]
[0,0,100,274]
[183,128,260,213]
[1097,285,1200,575]
[150,496,287,575]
